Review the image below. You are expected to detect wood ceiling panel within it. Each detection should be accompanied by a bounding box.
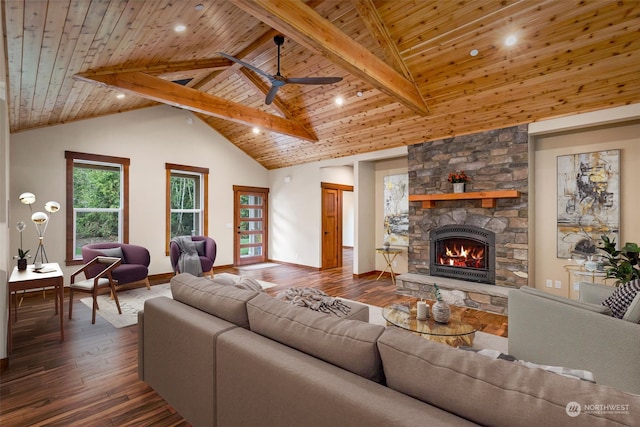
[2,0,639,168]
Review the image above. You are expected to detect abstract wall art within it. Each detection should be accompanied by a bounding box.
[557,149,620,258]
[383,174,409,246]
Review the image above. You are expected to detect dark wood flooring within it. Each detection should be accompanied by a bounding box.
[1,249,507,426]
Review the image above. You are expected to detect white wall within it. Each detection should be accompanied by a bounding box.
[268,147,407,270]
[1,3,9,360]
[8,105,269,280]
[531,104,640,297]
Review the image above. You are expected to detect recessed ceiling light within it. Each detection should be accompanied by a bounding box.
[356,91,363,97]
[505,35,517,46]
[174,24,186,32]
[470,49,479,57]
[194,4,204,11]
[116,93,125,99]
[335,96,344,106]
[252,127,260,135]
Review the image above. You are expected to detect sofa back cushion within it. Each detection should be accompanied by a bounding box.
[170,273,258,329]
[377,328,639,426]
[247,293,386,383]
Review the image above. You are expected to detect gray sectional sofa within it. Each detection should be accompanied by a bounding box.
[138,273,639,427]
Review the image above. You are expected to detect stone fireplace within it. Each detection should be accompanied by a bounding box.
[396,124,529,314]
[430,224,495,285]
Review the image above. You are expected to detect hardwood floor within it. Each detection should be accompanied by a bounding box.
[1,249,507,426]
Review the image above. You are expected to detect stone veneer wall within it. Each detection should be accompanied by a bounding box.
[406,124,529,290]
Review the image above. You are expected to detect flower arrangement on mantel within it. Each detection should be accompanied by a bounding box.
[447,170,470,183]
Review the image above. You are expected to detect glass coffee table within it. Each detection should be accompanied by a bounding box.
[382,303,476,347]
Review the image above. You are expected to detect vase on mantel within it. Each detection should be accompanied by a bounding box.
[452,182,465,193]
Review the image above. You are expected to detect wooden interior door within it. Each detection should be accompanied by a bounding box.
[233,186,269,266]
[321,182,353,269]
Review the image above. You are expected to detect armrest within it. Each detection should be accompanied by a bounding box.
[70,256,121,283]
[578,281,614,304]
[509,287,640,394]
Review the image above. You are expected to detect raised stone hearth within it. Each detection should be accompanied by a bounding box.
[397,273,509,315]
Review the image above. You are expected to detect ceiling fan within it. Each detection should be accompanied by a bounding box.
[218,35,343,105]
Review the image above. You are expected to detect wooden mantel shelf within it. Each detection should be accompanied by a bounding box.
[409,190,521,209]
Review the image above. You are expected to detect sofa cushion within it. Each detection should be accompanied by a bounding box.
[170,273,259,329]
[602,279,640,319]
[377,327,639,426]
[98,246,125,262]
[247,293,385,383]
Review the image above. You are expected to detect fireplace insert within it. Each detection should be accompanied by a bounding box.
[429,225,495,284]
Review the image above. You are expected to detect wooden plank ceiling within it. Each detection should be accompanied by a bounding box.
[3,0,640,169]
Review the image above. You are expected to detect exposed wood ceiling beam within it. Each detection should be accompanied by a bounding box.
[86,58,232,76]
[230,0,430,116]
[74,71,318,142]
[351,0,413,81]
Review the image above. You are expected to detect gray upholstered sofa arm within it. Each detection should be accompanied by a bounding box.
[508,286,640,394]
[578,281,614,304]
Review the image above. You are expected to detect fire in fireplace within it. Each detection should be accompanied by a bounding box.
[430,225,495,284]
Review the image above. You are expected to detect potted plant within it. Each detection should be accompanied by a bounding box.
[16,249,29,271]
[447,170,470,193]
[598,235,640,286]
[431,284,450,323]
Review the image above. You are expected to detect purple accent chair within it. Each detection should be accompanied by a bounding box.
[170,236,217,278]
[82,243,151,290]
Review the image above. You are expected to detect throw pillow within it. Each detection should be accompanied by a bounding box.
[193,240,205,256]
[602,279,640,319]
[98,247,125,262]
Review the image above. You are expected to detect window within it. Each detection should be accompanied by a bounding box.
[166,163,208,253]
[65,151,129,264]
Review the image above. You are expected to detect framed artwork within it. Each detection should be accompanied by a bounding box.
[383,174,408,246]
[557,149,620,258]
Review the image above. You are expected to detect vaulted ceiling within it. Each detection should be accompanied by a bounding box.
[3,0,640,169]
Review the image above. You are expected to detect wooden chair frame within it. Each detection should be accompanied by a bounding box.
[69,256,123,324]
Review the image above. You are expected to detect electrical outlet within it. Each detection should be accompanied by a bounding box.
[555,280,562,289]
[546,279,553,288]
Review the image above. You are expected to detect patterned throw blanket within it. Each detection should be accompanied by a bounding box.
[276,287,352,317]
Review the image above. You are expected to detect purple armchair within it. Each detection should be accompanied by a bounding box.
[170,236,217,278]
[82,243,151,290]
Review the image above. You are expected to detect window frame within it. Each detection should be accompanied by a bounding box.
[65,151,130,265]
[165,163,209,255]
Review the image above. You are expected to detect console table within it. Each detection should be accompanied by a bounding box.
[7,263,64,353]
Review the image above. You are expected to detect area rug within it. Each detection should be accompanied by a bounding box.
[236,262,280,271]
[79,273,278,328]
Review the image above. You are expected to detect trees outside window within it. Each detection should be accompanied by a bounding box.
[166,163,208,253]
[65,151,129,264]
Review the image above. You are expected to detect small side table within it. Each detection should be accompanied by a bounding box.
[376,247,403,286]
[7,263,64,353]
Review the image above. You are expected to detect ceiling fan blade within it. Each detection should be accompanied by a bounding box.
[218,52,273,80]
[265,85,280,105]
[284,76,343,85]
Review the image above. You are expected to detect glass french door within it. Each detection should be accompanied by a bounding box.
[233,186,269,266]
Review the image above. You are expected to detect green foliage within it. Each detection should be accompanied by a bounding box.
[434,283,443,302]
[170,175,199,237]
[18,248,29,259]
[599,235,640,286]
[74,167,121,240]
